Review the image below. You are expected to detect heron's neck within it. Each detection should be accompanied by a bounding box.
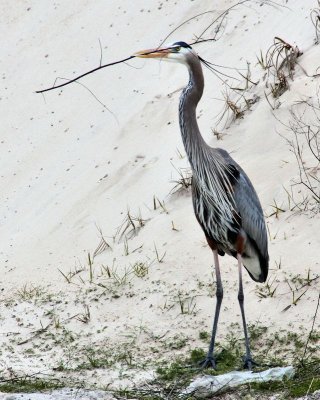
[179,62,208,171]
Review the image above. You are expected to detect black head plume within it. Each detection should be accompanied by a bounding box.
[172,41,192,49]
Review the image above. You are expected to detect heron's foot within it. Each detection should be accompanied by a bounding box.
[242,355,258,370]
[198,355,217,370]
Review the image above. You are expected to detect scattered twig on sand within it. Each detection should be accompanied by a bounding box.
[310,1,320,44]
[278,95,320,213]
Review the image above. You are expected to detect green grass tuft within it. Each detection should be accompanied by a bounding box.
[0,377,64,393]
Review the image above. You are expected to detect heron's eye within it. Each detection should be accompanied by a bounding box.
[172,46,181,52]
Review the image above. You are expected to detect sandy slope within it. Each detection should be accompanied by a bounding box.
[1,0,319,392]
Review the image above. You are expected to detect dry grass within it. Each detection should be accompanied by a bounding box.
[279,93,320,213]
[311,0,320,44]
[258,37,302,101]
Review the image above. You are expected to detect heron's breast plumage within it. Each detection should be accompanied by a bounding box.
[191,168,240,254]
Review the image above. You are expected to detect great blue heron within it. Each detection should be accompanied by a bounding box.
[134,41,269,370]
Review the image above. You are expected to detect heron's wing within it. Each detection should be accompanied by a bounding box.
[233,171,269,259]
[215,148,269,282]
[215,148,268,258]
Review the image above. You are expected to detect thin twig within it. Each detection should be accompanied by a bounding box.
[36,55,135,93]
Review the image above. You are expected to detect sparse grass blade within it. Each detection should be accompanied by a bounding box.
[154,243,166,263]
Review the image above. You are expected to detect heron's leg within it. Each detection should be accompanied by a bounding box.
[237,253,255,370]
[199,250,223,369]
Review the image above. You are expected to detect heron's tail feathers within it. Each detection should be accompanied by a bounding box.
[242,239,268,283]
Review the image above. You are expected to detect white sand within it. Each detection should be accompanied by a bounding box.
[0,389,113,399]
[1,0,319,394]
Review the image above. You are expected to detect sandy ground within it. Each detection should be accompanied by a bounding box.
[0,389,113,400]
[1,0,319,395]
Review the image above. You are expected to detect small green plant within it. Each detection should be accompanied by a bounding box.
[0,376,64,393]
[76,305,91,324]
[255,275,278,298]
[292,289,308,306]
[98,259,151,290]
[301,298,320,366]
[132,261,149,278]
[153,196,169,213]
[58,265,85,284]
[170,164,192,193]
[16,284,45,301]
[176,291,197,315]
[199,331,210,341]
[165,334,188,350]
[92,227,112,259]
[156,360,188,381]
[100,264,133,287]
[248,324,268,344]
[189,348,206,364]
[117,209,148,240]
[290,269,319,289]
[267,199,286,218]
[83,348,111,369]
[256,49,267,69]
[53,315,61,329]
[158,298,175,312]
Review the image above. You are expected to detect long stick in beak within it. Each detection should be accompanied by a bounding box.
[36,47,172,93]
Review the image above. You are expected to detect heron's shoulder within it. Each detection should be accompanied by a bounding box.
[211,147,237,164]
[214,147,230,157]
[209,147,241,176]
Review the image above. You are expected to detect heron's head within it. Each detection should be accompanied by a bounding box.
[133,41,198,66]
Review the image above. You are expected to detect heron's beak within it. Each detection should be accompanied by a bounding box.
[133,47,171,59]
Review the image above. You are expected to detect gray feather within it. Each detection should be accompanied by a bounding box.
[178,51,269,282]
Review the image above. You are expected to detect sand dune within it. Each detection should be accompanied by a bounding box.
[1,0,319,396]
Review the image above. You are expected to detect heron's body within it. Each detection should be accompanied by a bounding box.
[177,48,268,284]
[135,41,269,369]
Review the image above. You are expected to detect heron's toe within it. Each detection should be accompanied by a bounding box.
[198,355,217,370]
[242,355,258,370]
